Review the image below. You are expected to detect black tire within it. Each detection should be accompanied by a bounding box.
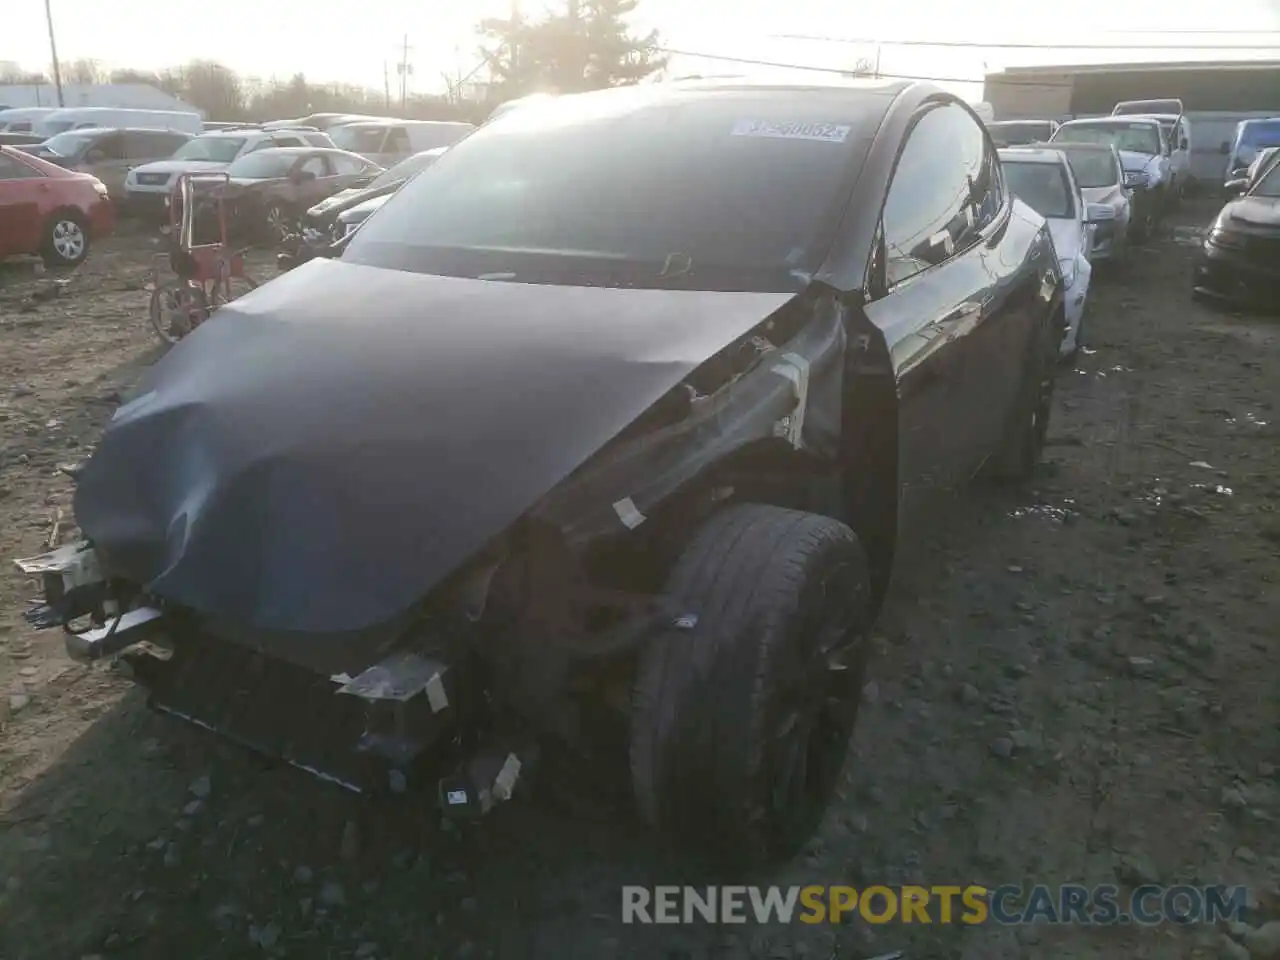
[988,310,1055,482]
[40,211,90,267]
[630,503,872,865]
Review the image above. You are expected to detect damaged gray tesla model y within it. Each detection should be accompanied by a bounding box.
[16,79,1065,865]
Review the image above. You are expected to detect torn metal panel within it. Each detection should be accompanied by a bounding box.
[14,540,102,591]
[336,650,450,709]
[531,295,847,544]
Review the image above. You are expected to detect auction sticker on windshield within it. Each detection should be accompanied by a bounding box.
[732,120,852,143]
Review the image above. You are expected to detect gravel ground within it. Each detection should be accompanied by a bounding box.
[0,203,1277,960]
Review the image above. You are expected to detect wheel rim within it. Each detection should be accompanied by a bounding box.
[766,560,865,847]
[52,220,85,260]
[149,284,207,345]
[266,206,288,240]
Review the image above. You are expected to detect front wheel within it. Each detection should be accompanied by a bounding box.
[630,504,872,865]
[41,213,89,267]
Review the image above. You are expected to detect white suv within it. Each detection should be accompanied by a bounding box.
[124,128,317,220]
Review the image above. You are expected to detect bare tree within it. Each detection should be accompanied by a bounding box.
[64,58,106,84]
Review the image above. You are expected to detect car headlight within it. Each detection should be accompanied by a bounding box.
[91,181,109,198]
[1207,226,1246,250]
[1123,170,1148,189]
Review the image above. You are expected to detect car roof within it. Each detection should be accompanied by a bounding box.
[237,146,362,157]
[486,77,914,120]
[988,119,1054,125]
[51,126,191,135]
[1040,140,1113,153]
[1063,116,1158,127]
[997,146,1068,165]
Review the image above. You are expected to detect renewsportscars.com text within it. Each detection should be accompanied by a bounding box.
[621,884,1249,925]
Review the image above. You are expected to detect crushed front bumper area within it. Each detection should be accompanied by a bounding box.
[14,541,534,814]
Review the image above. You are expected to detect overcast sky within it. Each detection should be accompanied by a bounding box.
[3,0,1280,99]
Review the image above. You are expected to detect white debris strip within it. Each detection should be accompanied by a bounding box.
[425,671,449,713]
[770,352,811,449]
[613,496,646,529]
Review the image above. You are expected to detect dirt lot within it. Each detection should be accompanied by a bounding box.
[0,205,1277,960]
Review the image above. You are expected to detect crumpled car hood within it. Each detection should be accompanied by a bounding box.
[74,258,793,634]
[308,182,398,222]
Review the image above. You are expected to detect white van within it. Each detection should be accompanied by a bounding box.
[0,107,57,133]
[35,108,203,138]
[329,119,474,167]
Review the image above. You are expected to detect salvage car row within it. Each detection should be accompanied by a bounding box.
[0,106,474,265]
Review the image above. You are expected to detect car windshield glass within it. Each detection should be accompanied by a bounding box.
[171,137,245,162]
[988,122,1048,146]
[1241,121,1280,149]
[1003,161,1075,218]
[343,89,872,291]
[1056,122,1160,156]
[1057,148,1117,188]
[330,126,386,152]
[41,120,75,135]
[42,131,99,157]
[227,152,295,178]
[1253,157,1280,197]
[369,151,438,189]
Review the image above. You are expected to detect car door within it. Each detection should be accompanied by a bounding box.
[290,153,331,208]
[381,126,412,166]
[863,101,1016,498]
[0,152,46,257]
[79,131,128,196]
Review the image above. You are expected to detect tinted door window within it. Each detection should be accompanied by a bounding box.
[0,154,39,179]
[881,102,986,286]
[87,133,125,160]
[385,127,411,154]
[298,155,328,177]
[271,134,305,148]
[330,153,370,176]
[9,121,32,132]
[127,131,186,159]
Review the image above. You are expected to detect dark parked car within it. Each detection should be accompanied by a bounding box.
[1193,150,1280,308]
[16,80,1064,864]
[278,147,446,269]
[0,132,45,147]
[0,145,115,266]
[203,146,382,241]
[21,127,191,200]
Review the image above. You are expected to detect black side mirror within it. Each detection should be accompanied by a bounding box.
[1179,137,1189,151]
[83,149,105,164]
[291,168,317,184]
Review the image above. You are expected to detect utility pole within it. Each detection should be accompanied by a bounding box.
[44,0,64,106]
[383,61,391,110]
[396,35,413,112]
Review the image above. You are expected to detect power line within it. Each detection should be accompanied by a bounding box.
[772,32,1280,51]
[655,47,1073,88]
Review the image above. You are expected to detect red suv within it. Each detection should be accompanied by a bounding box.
[0,145,115,267]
